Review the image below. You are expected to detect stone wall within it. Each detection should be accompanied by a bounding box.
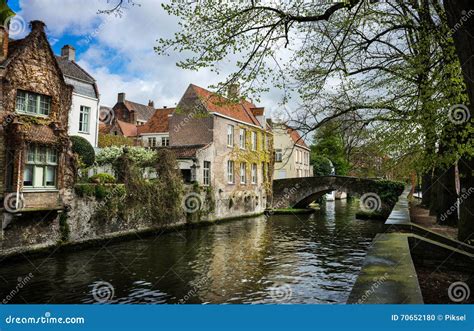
[0,183,235,258]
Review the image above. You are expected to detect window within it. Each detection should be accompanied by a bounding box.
[79,106,90,133]
[203,161,211,186]
[239,128,246,149]
[227,160,234,184]
[251,132,257,150]
[161,137,169,147]
[24,145,58,188]
[262,162,266,182]
[251,163,257,184]
[148,137,157,147]
[275,149,283,162]
[16,91,51,116]
[227,125,234,147]
[240,162,247,184]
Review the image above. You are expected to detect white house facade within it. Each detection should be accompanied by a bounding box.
[57,45,99,147]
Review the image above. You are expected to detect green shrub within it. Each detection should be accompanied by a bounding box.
[88,173,116,184]
[70,136,95,168]
[98,134,134,148]
[74,183,96,197]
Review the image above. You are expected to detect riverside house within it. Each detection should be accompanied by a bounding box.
[0,20,75,217]
[270,121,312,179]
[56,45,100,147]
[169,84,274,219]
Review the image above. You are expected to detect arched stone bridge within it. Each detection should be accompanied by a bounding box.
[272,176,389,209]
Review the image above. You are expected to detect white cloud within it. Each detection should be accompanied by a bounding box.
[18,0,290,115]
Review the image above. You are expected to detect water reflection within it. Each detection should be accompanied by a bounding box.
[0,200,382,304]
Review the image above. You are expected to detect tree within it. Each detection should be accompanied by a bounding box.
[156,0,473,241]
[443,0,474,242]
[70,136,95,168]
[311,123,349,176]
[311,155,333,177]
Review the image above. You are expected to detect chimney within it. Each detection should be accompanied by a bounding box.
[0,4,16,62]
[250,107,265,127]
[118,92,126,103]
[30,20,46,32]
[148,100,154,108]
[0,26,8,62]
[227,83,240,99]
[61,45,76,61]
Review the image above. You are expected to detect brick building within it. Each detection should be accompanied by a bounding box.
[0,20,75,216]
[169,84,273,219]
[111,92,155,126]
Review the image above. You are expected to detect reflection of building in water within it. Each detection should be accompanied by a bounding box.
[192,216,270,303]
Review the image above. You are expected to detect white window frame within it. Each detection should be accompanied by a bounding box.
[227,160,234,184]
[148,137,157,147]
[275,149,283,162]
[251,131,257,151]
[161,137,170,147]
[16,90,51,116]
[203,161,211,186]
[251,163,257,184]
[240,162,247,184]
[79,106,90,134]
[227,125,234,147]
[239,128,246,149]
[24,145,58,189]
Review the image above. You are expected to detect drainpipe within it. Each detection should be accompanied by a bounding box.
[16,149,22,211]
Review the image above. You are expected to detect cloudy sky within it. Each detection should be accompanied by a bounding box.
[9,0,289,114]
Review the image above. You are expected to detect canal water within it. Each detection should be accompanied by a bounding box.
[0,200,383,304]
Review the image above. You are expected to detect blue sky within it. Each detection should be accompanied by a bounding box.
[7,0,288,115]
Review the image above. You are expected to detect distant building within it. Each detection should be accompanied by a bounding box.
[112,93,155,126]
[137,107,173,147]
[56,45,99,147]
[270,122,312,179]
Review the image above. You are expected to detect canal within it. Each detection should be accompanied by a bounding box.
[0,199,383,304]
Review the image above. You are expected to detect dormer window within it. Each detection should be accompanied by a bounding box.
[16,90,51,116]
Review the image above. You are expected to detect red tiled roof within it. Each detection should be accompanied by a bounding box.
[117,120,137,137]
[18,123,60,145]
[137,108,174,134]
[189,84,263,127]
[287,127,309,149]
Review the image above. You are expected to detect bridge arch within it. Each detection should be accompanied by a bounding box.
[272,176,389,209]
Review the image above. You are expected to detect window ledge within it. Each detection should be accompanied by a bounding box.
[16,112,50,118]
[22,188,59,193]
